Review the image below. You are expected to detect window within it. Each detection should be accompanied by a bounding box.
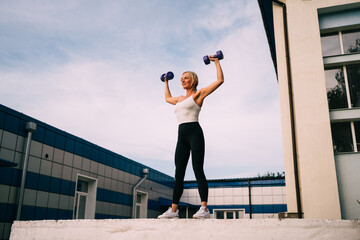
[325,64,360,110]
[321,29,360,57]
[134,190,148,218]
[346,64,360,108]
[325,68,348,109]
[342,30,360,54]
[321,33,341,57]
[73,175,97,219]
[213,209,245,219]
[331,122,353,153]
[331,121,360,153]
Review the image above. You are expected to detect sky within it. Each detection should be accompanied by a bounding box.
[0,0,284,180]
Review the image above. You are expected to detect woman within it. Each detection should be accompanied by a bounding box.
[158,55,224,219]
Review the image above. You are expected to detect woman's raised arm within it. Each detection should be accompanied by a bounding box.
[165,79,180,105]
[194,57,224,106]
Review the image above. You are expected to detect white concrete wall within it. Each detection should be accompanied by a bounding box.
[9,219,360,240]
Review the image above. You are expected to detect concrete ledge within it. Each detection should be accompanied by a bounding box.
[10,219,360,240]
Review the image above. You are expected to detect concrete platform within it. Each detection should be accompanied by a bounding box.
[10,219,360,240]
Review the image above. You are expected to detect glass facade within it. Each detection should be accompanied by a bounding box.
[322,27,360,154]
[346,64,360,108]
[325,68,348,109]
[321,29,360,56]
[342,30,360,54]
[330,122,353,153]
[321,33,341,57]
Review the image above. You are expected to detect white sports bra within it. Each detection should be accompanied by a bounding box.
[174,95,201,125]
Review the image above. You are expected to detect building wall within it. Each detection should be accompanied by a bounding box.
[0,104,174,240]
[272,0,360,219]
[181,178,287,219]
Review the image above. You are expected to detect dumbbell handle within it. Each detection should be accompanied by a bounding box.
[203,50,224,65]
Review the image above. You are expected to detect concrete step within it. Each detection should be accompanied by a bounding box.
[10,219,360,240]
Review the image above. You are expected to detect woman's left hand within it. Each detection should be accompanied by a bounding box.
[209,55,219,63]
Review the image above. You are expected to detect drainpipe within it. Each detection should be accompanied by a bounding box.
[272,0,302,219]
[132,168,149,218]
[248,180,252,219]
[16,121,37,220]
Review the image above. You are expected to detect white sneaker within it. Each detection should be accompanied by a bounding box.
[157,207,179,219]
[193,206,210,219]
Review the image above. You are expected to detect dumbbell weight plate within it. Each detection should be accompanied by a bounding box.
[203,56,210,65]
[166,71,174,80]
[216,50,224,60]
[160,73,166,82]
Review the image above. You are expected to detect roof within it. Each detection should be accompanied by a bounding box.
[257,0,278,73]
[184,176,285,184]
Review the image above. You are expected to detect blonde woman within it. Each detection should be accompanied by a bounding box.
[158,55,224,219]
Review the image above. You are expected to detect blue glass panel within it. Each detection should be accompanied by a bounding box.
[110,191,117,203]
[0,109,5,129]
[74,141,84,156]
[113,157,120,169]
[70,181,76,195]
[0,167,12,185]
[21,205,35,220]
[98,151,106,164]
[122,193,132,206]
[11,168,21,187]
[0,203,7,221]
[44,129,56,146]
[105,153,112,166]
[148,199,161,211]
[96,188,102,201]
[34,207,47,220]
[251,205,264,214]
[38,175,51,192]
[5,203,16,222]
[4,113,20,134]
[25,172,39,189]
[92,148,99,162]
[32,125,45,142]
[263,205,275,213]
[57,209,72,220]
[60,180,71,195]
[18,119,27,137]
[65,136,75,152]
[46,208,58,220]
[49,178,62,194]
[83,144,92,159]
[274,204,287,213]
[55,133,66,150]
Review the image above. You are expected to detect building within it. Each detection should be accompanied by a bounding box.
[0,104,174,239]
[182,177,287,219]
[258,0,360,219]
[0,104,287,239]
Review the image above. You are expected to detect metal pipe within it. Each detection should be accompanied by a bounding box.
[272,0,303,219]
[16,122,37,220]
[132,168,149,218]
[248,180,252,219]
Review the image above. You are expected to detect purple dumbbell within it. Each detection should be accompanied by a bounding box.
[160,71,174,82]
[203,50,224,65]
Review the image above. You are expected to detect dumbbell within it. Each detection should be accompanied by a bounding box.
[203,50,224,65]
[160,71,174,82]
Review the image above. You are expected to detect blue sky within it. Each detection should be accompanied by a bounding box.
[0,0,284,180]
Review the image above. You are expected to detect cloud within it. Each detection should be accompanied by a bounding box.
[0,0,284,180]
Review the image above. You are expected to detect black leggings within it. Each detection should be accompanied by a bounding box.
[172,122,208,204]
